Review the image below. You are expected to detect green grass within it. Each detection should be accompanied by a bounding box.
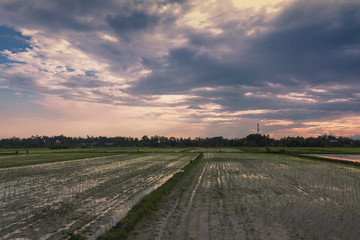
[0,147,194,168]
[1,146,358,168]
[97,153,204,240]
[0,147,200,156]
[0,152,124,168]
[186,147,244,153]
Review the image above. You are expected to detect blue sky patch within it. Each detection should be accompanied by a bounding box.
[66,66,75,72]
[0,25,31,64]
[0,55,27,64]
[0,25,31,52]
[85,70,98,78]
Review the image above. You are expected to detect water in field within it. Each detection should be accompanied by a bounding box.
[0,153,197,240]
[128,153,360,240]
[305,154,360,163]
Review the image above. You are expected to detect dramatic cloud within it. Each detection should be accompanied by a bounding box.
[0,0,360,138]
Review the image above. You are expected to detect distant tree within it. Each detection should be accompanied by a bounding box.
[1,133,359,148]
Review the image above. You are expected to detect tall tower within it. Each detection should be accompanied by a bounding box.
[257,123,259,134]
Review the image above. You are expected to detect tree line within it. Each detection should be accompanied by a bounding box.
[0,134,359,148]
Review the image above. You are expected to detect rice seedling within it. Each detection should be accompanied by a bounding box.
[125,152,360,240]
[0,152,197,239]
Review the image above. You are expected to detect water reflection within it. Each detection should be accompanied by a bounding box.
[305,154,360,163]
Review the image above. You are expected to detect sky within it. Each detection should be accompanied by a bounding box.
[0,0,360,139]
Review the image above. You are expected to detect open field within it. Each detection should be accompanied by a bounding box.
[0,147,189,156]
[0,152,197,239]
[127,152,360,240]
[0,147,245,169]
[0,151,121,168]
[187,148,244,153]
[0,148,200,168]
[1,147,360,239]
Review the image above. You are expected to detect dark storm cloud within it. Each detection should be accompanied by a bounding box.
[132,46,261,95]
[1,0,360,127]
[311,99,360,113]
[128,0,360,121]
[0,0,110,32]
[0,0,181,33]
[250,0,360,85]
[0,0,189,104]
[105,11,160,32]
[244,109,342,121]
[134,0,360,92]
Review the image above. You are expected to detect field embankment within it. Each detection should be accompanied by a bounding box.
[98,153,204,240]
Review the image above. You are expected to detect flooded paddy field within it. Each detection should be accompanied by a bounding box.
[129,153,360,240]
[304,154,360,163]
[0,152,197,239]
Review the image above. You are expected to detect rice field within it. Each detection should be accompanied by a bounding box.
[1,149,360,240]
[129,152,360,239]
[0,152,197,239]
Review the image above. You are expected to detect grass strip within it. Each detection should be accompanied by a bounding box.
[0,152,127,169]
[97,152,204,240]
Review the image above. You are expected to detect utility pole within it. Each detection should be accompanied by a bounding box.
[257,123,259,134]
